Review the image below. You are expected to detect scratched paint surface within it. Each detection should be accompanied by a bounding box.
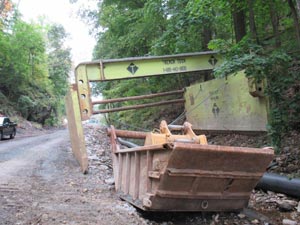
[185,72,268,131]
[78,53,221,81]
[103,57,212,79]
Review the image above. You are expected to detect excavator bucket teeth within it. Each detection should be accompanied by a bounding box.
[107,121,274,211]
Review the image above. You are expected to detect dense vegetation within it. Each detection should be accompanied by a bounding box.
[74,0,300,149]
[0,0,71,125]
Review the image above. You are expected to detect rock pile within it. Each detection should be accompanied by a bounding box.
[84,124,114,186]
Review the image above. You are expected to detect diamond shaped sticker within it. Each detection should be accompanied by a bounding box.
[208,56,218,66]
[127,63,138,75]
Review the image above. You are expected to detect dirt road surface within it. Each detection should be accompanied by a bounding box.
[0,126,299,225]
[0,129,147,225]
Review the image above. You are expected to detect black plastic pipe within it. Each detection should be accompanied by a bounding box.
[256,173,300,198]
[117,138,139,148]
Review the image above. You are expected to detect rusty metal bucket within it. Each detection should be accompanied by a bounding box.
[107,121,274,211]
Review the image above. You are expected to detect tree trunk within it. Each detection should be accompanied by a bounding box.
[201,23,213,50]
[248,0,259,44]
[288,0,300,47]
[296,0,300,16]
[232,2,246,42]
[268,1,281,47]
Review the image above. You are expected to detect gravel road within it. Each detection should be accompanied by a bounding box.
[0,129,146,225]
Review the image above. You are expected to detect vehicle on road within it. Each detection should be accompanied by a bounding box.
[0,116,17,140]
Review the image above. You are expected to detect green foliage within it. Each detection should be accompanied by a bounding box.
[0,19,51,108]
[17,95,35,118]
[0,10,71,125]
[0,90,15,116]
[47,24,72,97]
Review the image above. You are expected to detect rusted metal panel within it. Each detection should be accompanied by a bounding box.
[94,99,185,114]
[108,121,274,211]
[92,89,184,104]
[107,127,147,139]
[65,84,88,173]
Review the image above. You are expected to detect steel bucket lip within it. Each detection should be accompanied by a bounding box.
[169,142,274,155]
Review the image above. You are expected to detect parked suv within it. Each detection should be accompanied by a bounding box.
[0,116,17,140]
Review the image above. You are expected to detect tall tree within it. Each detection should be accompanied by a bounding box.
[47,24,72,96]
[296,0,300,15]
[231,1,246,42]
[288,0,300,47]
[268,0,281,47]
[248,0,259,43]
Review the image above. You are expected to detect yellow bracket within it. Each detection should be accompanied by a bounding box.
[65,84,88,173]
[145,120,208,145]
[75,51,221,121]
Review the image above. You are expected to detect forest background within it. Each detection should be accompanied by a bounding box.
[1,0,300,149]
